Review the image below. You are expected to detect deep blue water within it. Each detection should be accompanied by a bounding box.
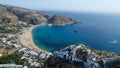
[32,11,120,55]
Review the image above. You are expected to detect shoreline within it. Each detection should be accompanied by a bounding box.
[18,25,50,54]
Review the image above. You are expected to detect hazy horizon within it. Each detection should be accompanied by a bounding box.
[0,0,120,13]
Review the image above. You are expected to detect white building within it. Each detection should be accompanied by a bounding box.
[39,54,46,59]
[0,64,22,68]
[29,51,38,56]
[18,48,27,53]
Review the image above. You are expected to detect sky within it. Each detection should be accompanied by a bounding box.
[0,0,120,13]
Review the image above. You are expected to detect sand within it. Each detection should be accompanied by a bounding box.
[18,25,50,54]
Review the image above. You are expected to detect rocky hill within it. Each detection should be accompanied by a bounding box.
[0,4,76,26]
[46,44,120,68]
[0,4,47,25]
[0,5,18,24]
[47,15,77,26]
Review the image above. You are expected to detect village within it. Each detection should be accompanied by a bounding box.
[0,22,53,68]
[0,21,27,55]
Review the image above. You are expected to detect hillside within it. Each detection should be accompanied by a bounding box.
[0,4,76,26]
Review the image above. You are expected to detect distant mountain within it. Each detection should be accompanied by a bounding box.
[0,4,76,26]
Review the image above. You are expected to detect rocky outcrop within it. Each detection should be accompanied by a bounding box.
[106,57,120,68]
[46,44,119,68]
[47,56,84,68]
[47,15,77,26]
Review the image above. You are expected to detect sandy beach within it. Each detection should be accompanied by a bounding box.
[18,25,50,54]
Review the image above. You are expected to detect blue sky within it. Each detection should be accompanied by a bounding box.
[0,0,120,13]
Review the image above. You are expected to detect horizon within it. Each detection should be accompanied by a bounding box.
[0,0,120,13]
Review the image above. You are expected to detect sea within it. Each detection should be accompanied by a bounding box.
[32,11,120,55]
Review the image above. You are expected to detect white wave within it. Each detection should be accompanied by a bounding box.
[109,39,118,44]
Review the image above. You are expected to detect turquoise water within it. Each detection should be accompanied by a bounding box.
[32,11,120,55]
